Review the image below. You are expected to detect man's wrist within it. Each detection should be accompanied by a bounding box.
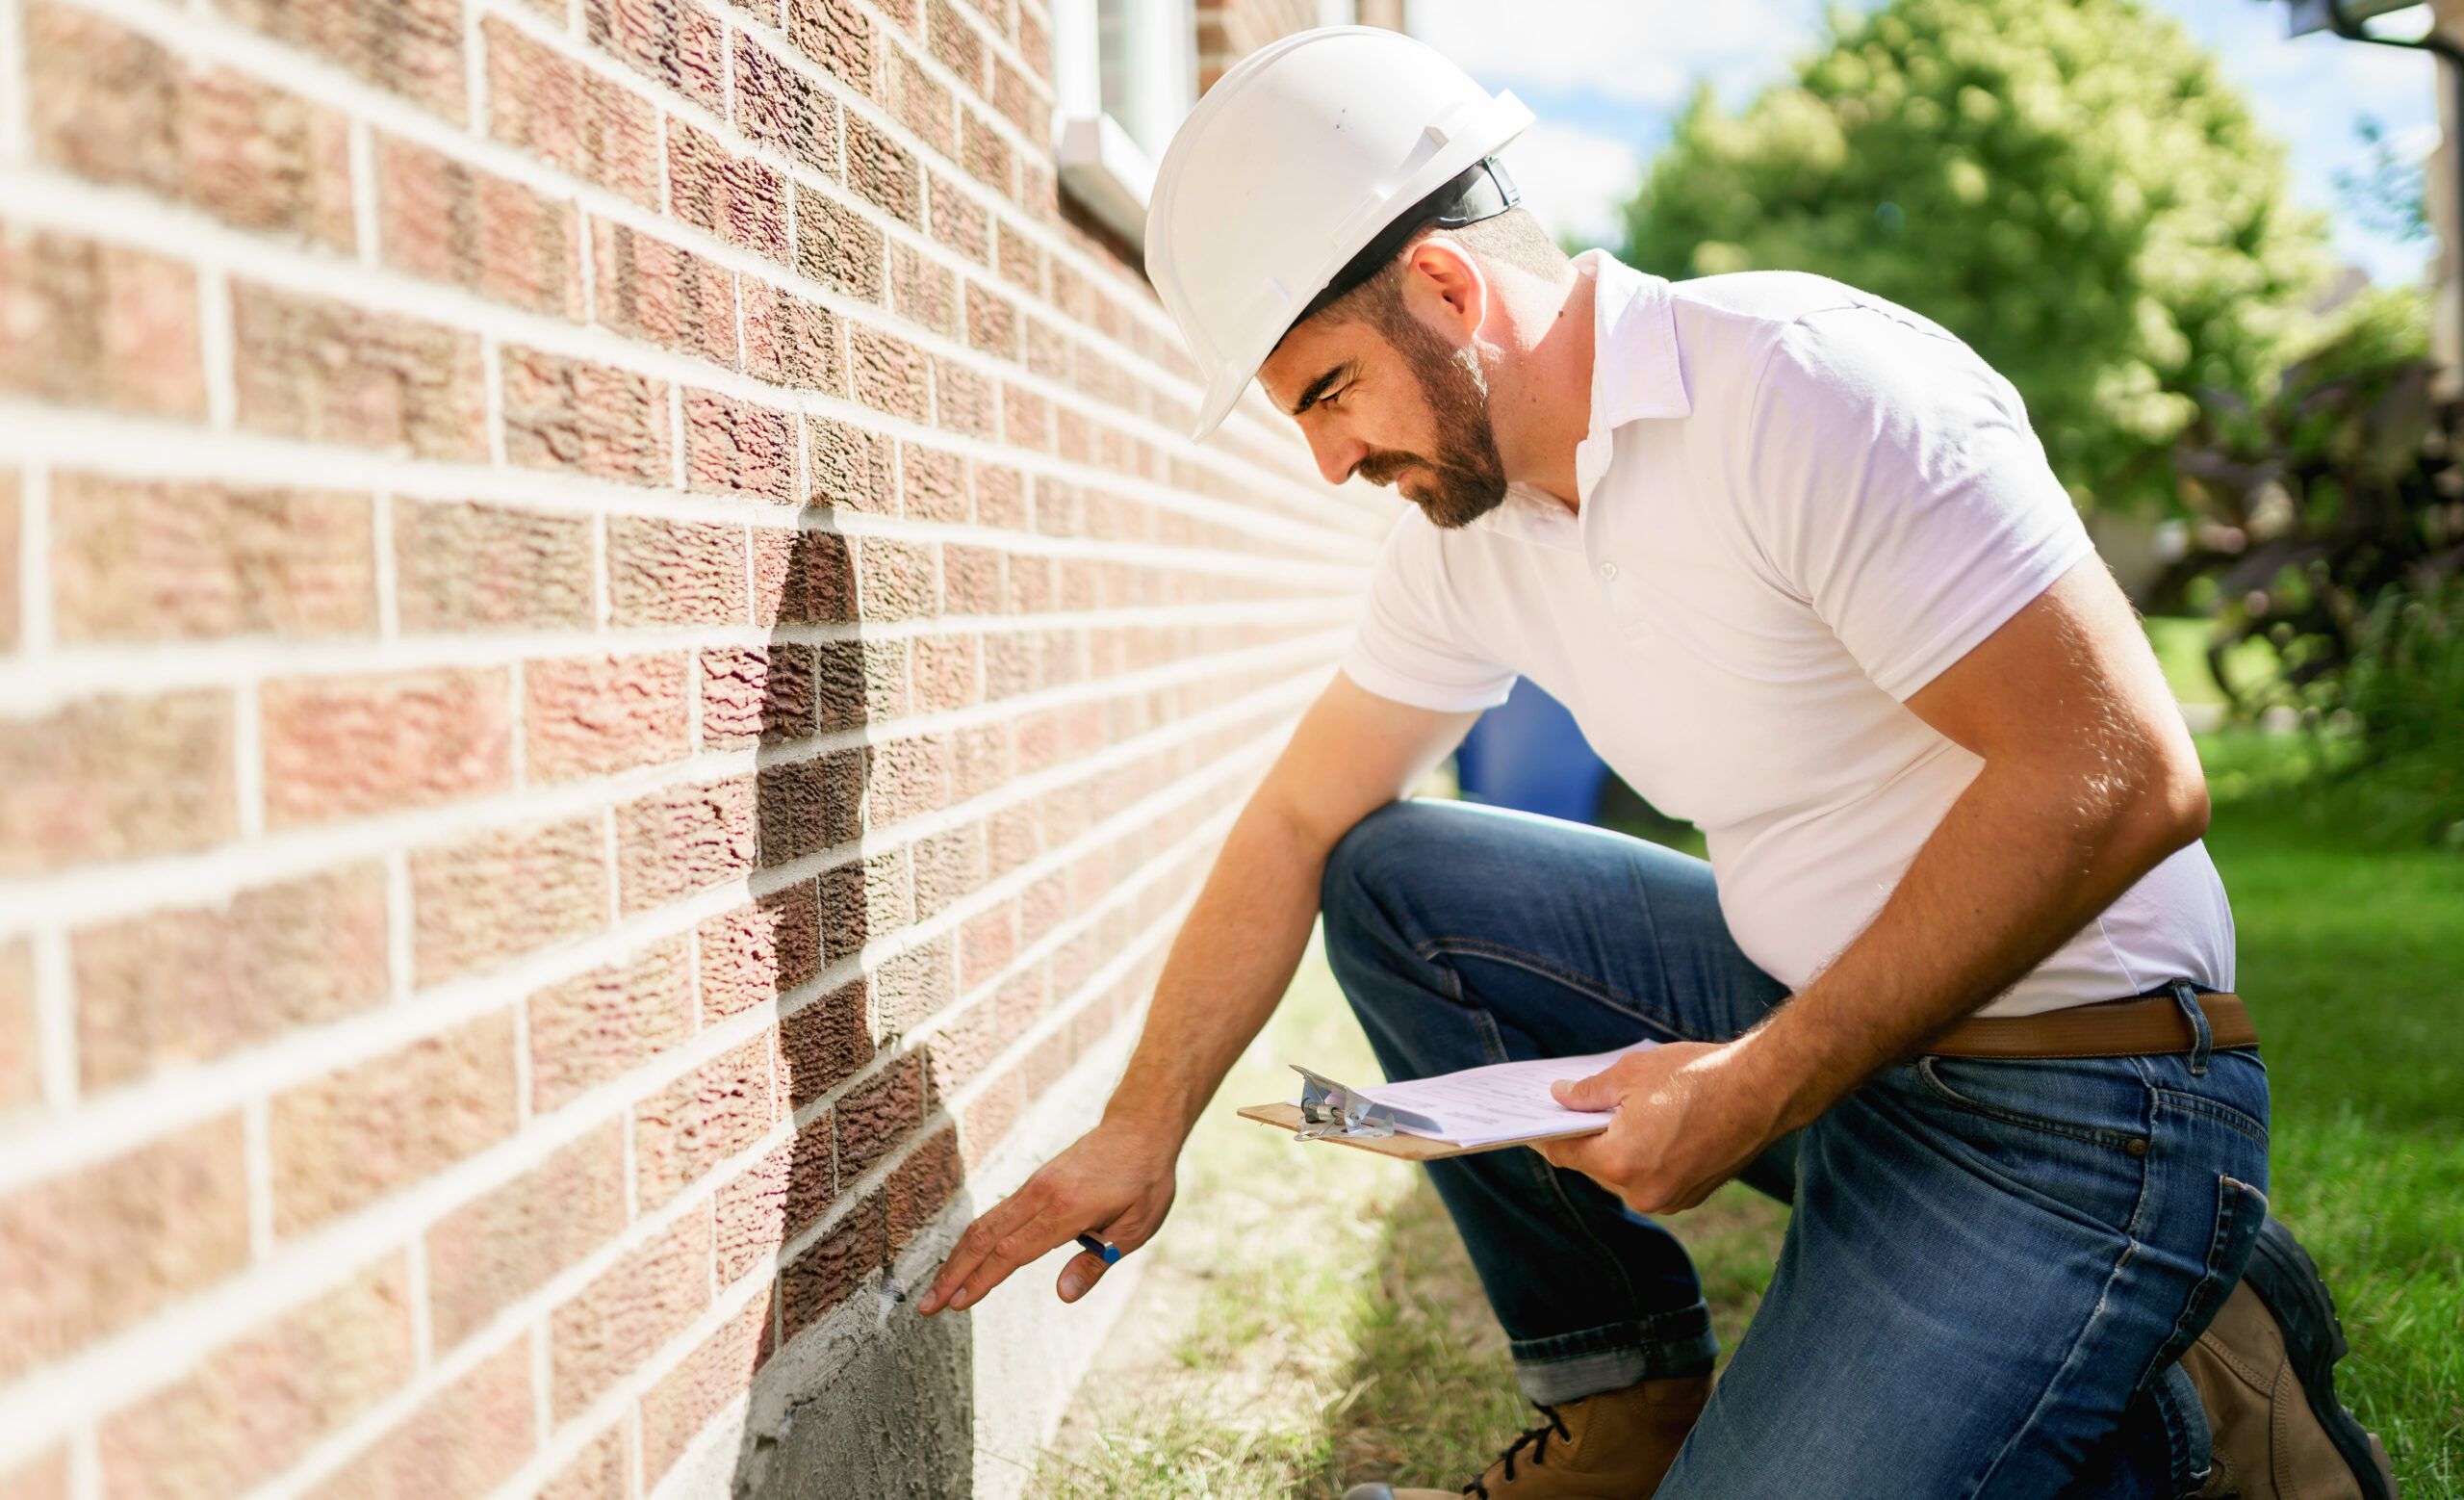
[1729,1003,1875,1136]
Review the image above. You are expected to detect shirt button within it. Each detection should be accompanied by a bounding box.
[1598,561,1619,581]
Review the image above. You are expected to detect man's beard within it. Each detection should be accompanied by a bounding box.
[1354,314,1507,529]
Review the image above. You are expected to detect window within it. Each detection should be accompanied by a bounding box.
[1051,0,1195,246]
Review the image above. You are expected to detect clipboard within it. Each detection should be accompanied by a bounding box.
[1237,1065,1609,1162]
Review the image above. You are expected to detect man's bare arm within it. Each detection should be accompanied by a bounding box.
[916,674,1476,1312]
[1543,557,2211,1209]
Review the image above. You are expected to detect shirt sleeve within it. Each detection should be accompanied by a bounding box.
[1336,507,1519,712]
[1738,304,2098,701]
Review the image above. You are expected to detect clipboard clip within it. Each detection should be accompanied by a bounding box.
[1291,1064,1418,1142]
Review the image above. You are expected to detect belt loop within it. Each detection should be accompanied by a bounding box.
[2169,978,2212,1075]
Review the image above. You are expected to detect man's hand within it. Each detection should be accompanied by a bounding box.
[916,1120,1177,1315]
[1532,1040,1795,1216]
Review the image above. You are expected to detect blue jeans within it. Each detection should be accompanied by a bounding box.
[1321,798,2272,1499]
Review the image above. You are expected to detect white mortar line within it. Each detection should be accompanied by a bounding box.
[233,677,264,841]
[244,1096,274,1262]
[67,1426,99,1500]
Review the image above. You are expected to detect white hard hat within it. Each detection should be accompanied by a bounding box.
[1145,26,1534,440]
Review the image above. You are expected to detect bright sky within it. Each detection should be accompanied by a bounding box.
[1406,0,2442,286]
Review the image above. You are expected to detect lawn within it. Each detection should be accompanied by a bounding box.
[1029,728,2462,1498]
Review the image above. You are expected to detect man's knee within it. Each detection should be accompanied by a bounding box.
[1319,798,1454,983]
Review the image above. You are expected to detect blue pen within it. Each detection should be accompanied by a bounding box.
[1074,1232,1122,1263]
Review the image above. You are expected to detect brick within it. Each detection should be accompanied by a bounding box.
[943,541,1001,614]
[993,217,1040,296]
[308,1334,533,1500]
[959,902,1017,992]
[584,0,726,114]
[0,689,233,876]
[487,19,660,211]
[589,218,738,365]
[964,280,1017,359]
[935,355,995,439]
[412,815,608,985]
[500,345,671,486]
[739,280,845,393]
[855,536,937,622]
[526,933,695,1114]
[0,226,206,419]
[885,1124,960,1254]
[72,862,389,1092]
[890,241,958,338]
[699,642,815,749]
[271,1012,518,1235]
[806,416,896,512]
[667,118,787,264]
[885,47,953,159]
[753,748,864,866]
[733,32,840,180]
[712,1116,834,1282]
[791,187,886,302]
[751,526,859,627]
[29,5,353,251]
[376,133,582,320]
[632,1034,774,1212]
[524,653,691,783]
[959,109,1011,193]
[870,934,949,1034]
[909,825,979,920]
[846,323,930,422]
[217,0,466,120]
[0,1114,249,1383]
[232,283,486,460]
[614,776,757,915]
[779,977,873,1107]
[819,849,910,963]
[834,1050,922,1180]
[98,1254,414,1500]
[926,0,985,90]
[899,443,966,524]
[927,171,989,264]
[681,391,796,504]
[607,515,751,627]
[426,1120,625,1354]
[844,115,920,223]
[1000,380,1049,451]
[786,0,877,100]
[260,667,510,829]
[48,473,372,644]
[394,500,594,634]
[0,940,33,1118]
[552,1206,714,1418]
[910,632,980,714]
[698,883,821,1021]
[641,1291,773,1486]
[989,57,1044,142]
[0,1447,67,1500]
[538,1421,631,1500]
[779,1193,880,1338]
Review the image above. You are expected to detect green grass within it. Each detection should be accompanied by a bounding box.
[1031,729,2461,1498]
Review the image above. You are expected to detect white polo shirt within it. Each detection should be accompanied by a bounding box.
[1338,248,2235,1018]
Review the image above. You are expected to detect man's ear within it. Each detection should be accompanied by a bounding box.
[1397,236,1487,342]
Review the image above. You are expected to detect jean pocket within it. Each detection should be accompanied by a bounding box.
[1912,1054,2150,1153]
[2143,1172,2271,1384]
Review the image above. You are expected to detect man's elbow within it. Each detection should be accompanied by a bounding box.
[2116,752,2211,868]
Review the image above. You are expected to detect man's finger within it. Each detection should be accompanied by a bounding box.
[920,1187,1045,1313]
[941,1201,1079,1313]
[1056,1250,1109,1303]
[1548,1067,1621,1111]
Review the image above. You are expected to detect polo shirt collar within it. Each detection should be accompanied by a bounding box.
[1470,248,1691,547]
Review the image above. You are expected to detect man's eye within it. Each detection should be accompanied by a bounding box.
[1323,385,1348,408]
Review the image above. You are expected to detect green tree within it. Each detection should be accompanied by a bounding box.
[1622,0,2335,515]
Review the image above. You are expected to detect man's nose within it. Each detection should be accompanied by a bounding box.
[1307,428,1366,488]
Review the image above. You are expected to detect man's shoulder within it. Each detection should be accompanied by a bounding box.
[1665,271,1966,374]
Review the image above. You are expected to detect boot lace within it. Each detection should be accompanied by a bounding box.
[1461,1403,1572,1498]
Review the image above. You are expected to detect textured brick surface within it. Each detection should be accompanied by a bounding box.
[0,689,234,875]
[217,0,467,120]
[733,31,841,179]
[538,1419,632,1500]
[233,282,487,459]
[426,1120,627,1353]
[270,1012,519,1235]
[72,861,390,1090]
[375,134,583,319]
[486,18,660,211]
[607,514,752,626]
[585,0,726,113]
[682,390,797,505]
[261,667,511,829]
[713,1112,834,1282]
[411,814,608,984]
[526,932,694,1113]
[307,1333,535,1500]
[780,1192,879,1338]
[394,499,595,634]
[590,218,740,365]
[525,652,692,783]
[633,1033,777,1211]
[698,881,821,1020]
[698,642,816,749]
[792,186,886,302]
[0,227,208,419]
[640,1290,774,1486]
[0,939,36,1117]
[0,1114,250,1382]
[98,1254,415,1500]
[501,346,672,485]
[49,473,373,643]
[615,776,758,914]
[787,0,877,99]
[550,1209,710,1422]
[741,280,847,393]
[667,118,787,264]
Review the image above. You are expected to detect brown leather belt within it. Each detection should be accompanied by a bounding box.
[1916,991,2257,1061]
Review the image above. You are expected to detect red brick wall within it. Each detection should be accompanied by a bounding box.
[0,0,1377,1490]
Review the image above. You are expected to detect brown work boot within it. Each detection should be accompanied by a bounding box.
[1342,1373,1711,1499]
[2185,1218,2400,1499]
